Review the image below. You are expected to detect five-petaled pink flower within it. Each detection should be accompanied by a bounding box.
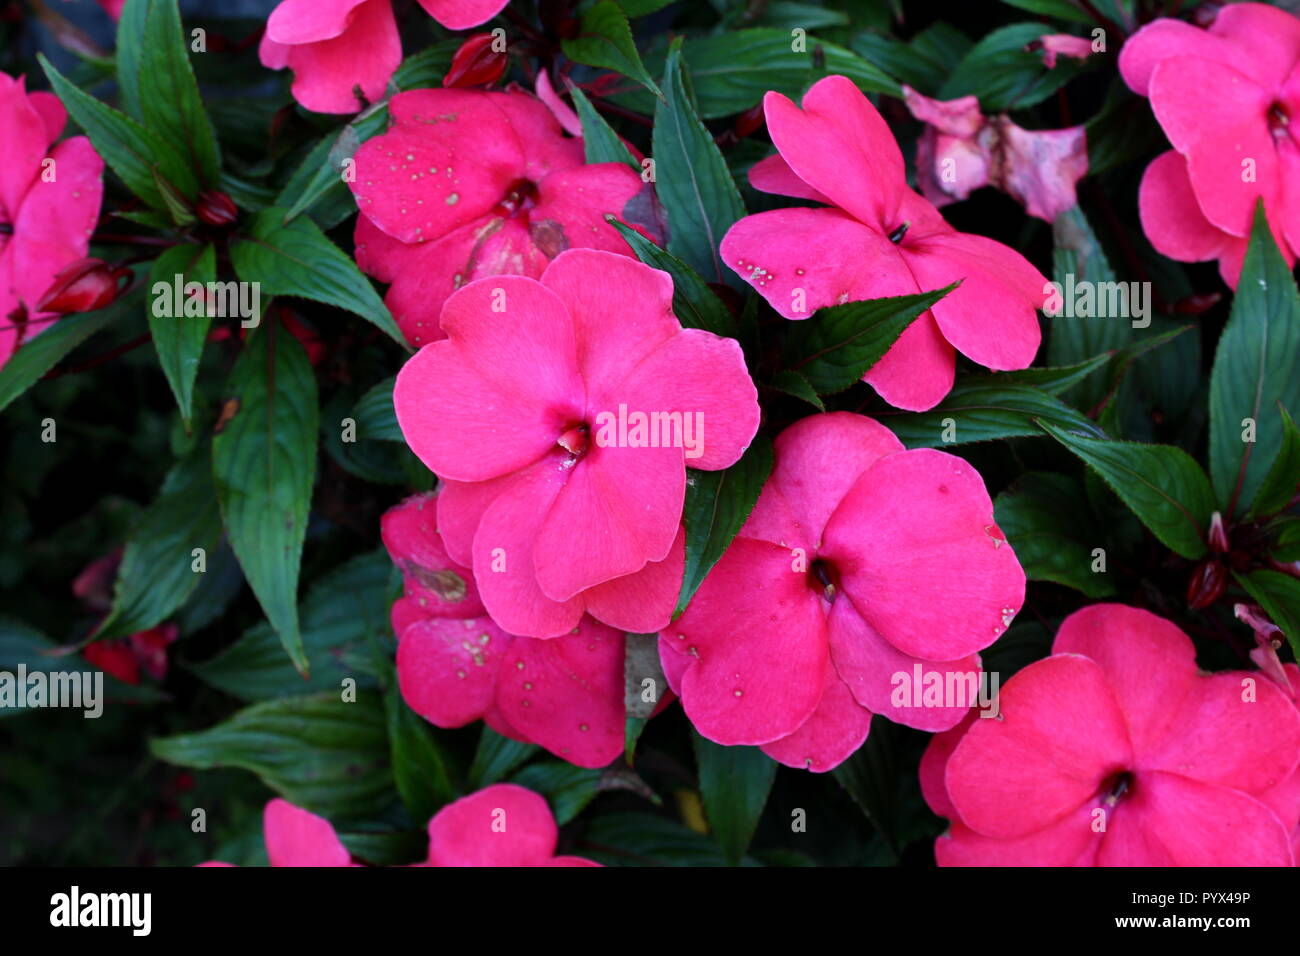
[0,73,103,371]
[425,784,599,866]
[384,493,653,767]
[260,0,509,114]
[720,75,1047,412]
[658,412,1025,772]
[200,799,355,866]
[922,604,1300,866]
[1120,2,1300,286]
[351,87,656,347]
[394,250,760,639]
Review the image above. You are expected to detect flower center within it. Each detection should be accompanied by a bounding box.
[1103,770,1134,806]
[557,423,589,458]
[497,178,539,218]
[887,220,910,244]
[1270,102,1293,139]
[809,558,838,603]
[0,223,12,236]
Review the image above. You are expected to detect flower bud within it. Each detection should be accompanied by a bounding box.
[1186,557,1227,609]
[36,258,126,314]
[196,190,239,227]
[443,33,508,89]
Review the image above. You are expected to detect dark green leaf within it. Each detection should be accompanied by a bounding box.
[1038,421,1214,559]
[678,436,773,615]
[147,243,216,425]
[608,218,737,337]
[562,0,663,97]
[766,369,825,411]
[569,82,639,169]
[693,733,776,865]
[468,726,538,788]
[832,715,898,858]
[1248,405,1300,520]
[1235,570,1300,663]
[212,323,319,674]
[511,763,602,825]
[994,472,1114,597]
[384,660,458,820]
[352,376,402,442]
[939,22,1090,111]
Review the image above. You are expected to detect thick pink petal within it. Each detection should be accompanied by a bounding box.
[496,620,625,768]
[266,0,372,44]
[827,598,982,732]
[416,0,509,31]
[936,808,1102,867]
[747,153,831,203]
[437,471,526,567]
[1211,2,1300,88]
[535,68,583,137]
[721,207,914,320]
[279,0,400,114]
[263,799,351,867]
[540,249,678,401]
[861,311,956,411]
[1138,150,1239,265]
[0,78,47,222]
[397,614,510,727]
[613,328,760,471]
[822,448,1026,662]
[426,784,558,866]
[760,668,873,772]
[529,164,645,260]
[354,210,412,284]
[471,451,586,638]
[945,655,1133,840]
[1150,57,1276,238]
[580,525,683,633]
[763,75,904,228]
[1098,771,1295,866]
[919,709,978,821]
[393,275,582,482]
[27,91,66,146]
[1118,16,1258,95]
[382,492,485,617]
[668,537,828,745]
[902,232,1044,372]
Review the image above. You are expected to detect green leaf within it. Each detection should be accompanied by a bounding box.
[766,368,825,411]
[610,29,899,118]
[0,290,141,414]
[468,726,538,788]
[994,353,1113,396]
[678,436,773,615]
[511,763,602,825]
[212,322,319,675]
[276,107,390,225]
[1038,421,1214,560]
[136,0,220,187]
[1208,203,1300,518]
[562,0,663,97]
[569,83,639,169]
[188,551,391,701]
[693,734,776,865]
[998,0,1093,24]
[832,715,899,858]
[652,39,746,285]
[1270,517,1300,562]
[116,0,149,120]
[95,448,223,640]
[785,285,957,394]
[939,22,1090,112]
[608,218,737,337]
[147,243,216,425]
[879,377,1104,448]
[383,659,458,821]
[580,812,744,866]
[230,208,406,346]
[352,376,403,442]
[151,692,394,820]
[1248,405,1300,520]
[40,53,197,208]
[1235,570,1300,663]
[994,472,1115,597]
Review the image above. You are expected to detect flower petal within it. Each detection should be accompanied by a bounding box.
[426,784,557,866]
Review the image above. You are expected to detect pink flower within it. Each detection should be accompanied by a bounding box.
[922,604,1300,866]
[720,76,1047,412]
[425,784,598,866]
[84,623,178,685]
[0,73,104,370]
[393,249,759,639]
[259,0,509,114]
[351,87,655,347]
[1035,34,1094,69]
[902,86,1088,223]
[200,798,355,866]
[1120,2,1300,287]
[658,412,1026,772]
[384,493,655,767]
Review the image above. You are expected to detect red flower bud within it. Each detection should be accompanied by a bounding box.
[1207,511,1230,552]
[196,190,239,227]
[443,33,508,89]
[733,103,766,139]
[1186,557,1228,609]
[36,258,129,315]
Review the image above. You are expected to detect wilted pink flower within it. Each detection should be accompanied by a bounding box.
[425,784,598,866]
[352,88,655,347]
[384,493,650,767]
[394,250,759,639]
[259,0,510,113]
[0,73,103,370]
[923,604,1300,866]
[1120,2,1300,287]
[903,86,1088,223]
[720,76,1047,411]
[659,413,1025,772]
[200,799,354,867]
[1035,34,1094,69]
